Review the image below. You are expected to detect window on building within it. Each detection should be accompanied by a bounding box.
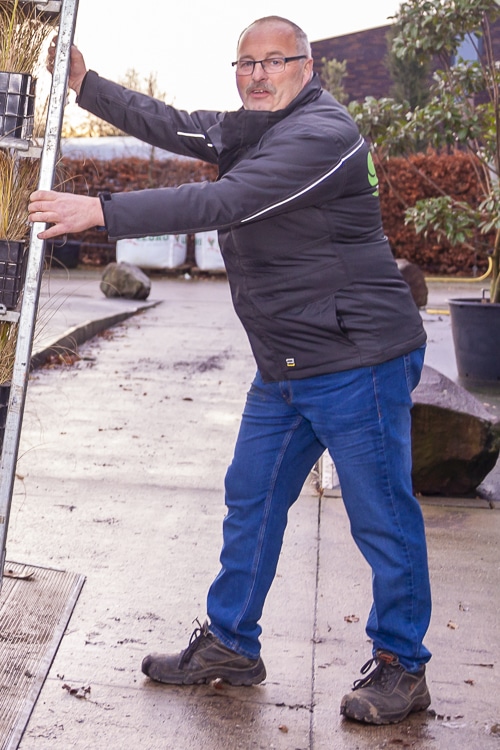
[453,33,484,63]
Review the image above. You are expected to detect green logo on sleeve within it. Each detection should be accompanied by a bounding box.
[367,152,379,197]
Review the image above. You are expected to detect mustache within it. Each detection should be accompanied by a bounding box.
[245,83,276,95]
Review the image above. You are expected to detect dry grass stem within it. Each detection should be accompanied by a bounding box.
[0,0,56,74]
[0,150,39,239]
[0,0,57,384]
[0,319,17,384]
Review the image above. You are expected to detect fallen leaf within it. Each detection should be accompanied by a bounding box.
[43,352,81,368]
[62,684,91,699]
[344,614,360,623]
[210,678,225,690]
[3,569,34,580]
[278,725,289,733]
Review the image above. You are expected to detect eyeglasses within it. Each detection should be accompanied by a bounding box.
[231,56,307,76]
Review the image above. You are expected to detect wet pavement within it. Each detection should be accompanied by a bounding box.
[4,268,499,749]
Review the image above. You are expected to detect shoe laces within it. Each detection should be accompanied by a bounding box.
[179,618,210,668]
[352,650,398,691]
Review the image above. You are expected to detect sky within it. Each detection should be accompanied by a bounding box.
[59,0,402,115]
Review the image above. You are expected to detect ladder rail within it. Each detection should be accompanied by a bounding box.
[0,0,80,586]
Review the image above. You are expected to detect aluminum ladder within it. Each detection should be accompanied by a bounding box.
[0,0,80,589]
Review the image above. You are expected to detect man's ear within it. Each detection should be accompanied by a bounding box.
[303,57,314,84]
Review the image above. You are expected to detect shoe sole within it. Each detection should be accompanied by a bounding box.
[341,695,431,725]
[143,660,267,686]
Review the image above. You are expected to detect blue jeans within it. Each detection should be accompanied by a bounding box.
[207,347,431,672]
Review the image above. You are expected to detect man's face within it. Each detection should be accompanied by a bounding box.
[235,22,313,112]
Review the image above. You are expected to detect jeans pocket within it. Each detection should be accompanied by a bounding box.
[404,345,426,394]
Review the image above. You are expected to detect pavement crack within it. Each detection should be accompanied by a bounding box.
[309,489,323,749]
[275,701,314,713]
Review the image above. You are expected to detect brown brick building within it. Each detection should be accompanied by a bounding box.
[311,25,393,102]
[311,20,500,103]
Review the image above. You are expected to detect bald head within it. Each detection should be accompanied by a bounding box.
[235,16,314,112]
[237,16,312,58]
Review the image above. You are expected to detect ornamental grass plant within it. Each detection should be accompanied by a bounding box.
[0,150,38,239]
[0,0,56,73]
[0,150,37,385]
[0,320,17,384]
[0,2,55,389]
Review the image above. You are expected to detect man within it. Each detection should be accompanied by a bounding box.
[29,16,432,725]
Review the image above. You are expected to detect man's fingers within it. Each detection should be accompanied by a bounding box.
[30,189,57,201]
[29,191,63,232]
[27,205,46,218]
[29,210,55,224]
[47,36,57,69]
[37,224,66,241]
[29,190,57,210]
[28,210,44,222]
[28,192,104,237]
[28,191,59,222]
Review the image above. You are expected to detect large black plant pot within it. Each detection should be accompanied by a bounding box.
[449,298,500,385]
[47,239,80,269]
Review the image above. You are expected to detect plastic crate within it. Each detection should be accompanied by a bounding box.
[0,240,27,310]
[0,72,36,141]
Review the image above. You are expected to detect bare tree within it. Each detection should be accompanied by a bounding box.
[61,68,168,138]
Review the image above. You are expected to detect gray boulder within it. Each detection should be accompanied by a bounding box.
[411,365,500,495]
[396,258,428,308]
[100,262,151,300]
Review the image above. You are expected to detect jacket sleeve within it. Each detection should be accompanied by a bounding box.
[93,92,366,240]
[78,71,222,163]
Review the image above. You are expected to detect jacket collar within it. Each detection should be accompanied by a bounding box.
[214,73,323,176]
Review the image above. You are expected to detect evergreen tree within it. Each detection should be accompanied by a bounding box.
[386,25,431,109]
[320,57,348,104]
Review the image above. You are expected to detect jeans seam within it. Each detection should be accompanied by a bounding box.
[232,413,304,636]
[371,363,419,658]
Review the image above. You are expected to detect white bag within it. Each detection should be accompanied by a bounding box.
[116,234,187,269]
[194,230,225,271]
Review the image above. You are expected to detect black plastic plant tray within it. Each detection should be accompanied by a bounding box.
[0,240,27,309]
[0,72,36,141]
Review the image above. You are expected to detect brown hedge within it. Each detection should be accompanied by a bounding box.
[377,151,489,276]
[60,151,489,275]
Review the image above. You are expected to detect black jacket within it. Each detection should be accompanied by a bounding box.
[79,72,426,382]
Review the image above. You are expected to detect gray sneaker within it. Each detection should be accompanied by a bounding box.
[141,620,266,686]
[340,650,431,724]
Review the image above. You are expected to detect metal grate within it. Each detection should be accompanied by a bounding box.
[0,561,85,750]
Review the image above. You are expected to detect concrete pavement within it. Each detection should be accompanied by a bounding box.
[4,268,499,749]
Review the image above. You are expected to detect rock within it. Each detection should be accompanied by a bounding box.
[396,258,428,308]
[100,262,151,300]
[411,365,500,495]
